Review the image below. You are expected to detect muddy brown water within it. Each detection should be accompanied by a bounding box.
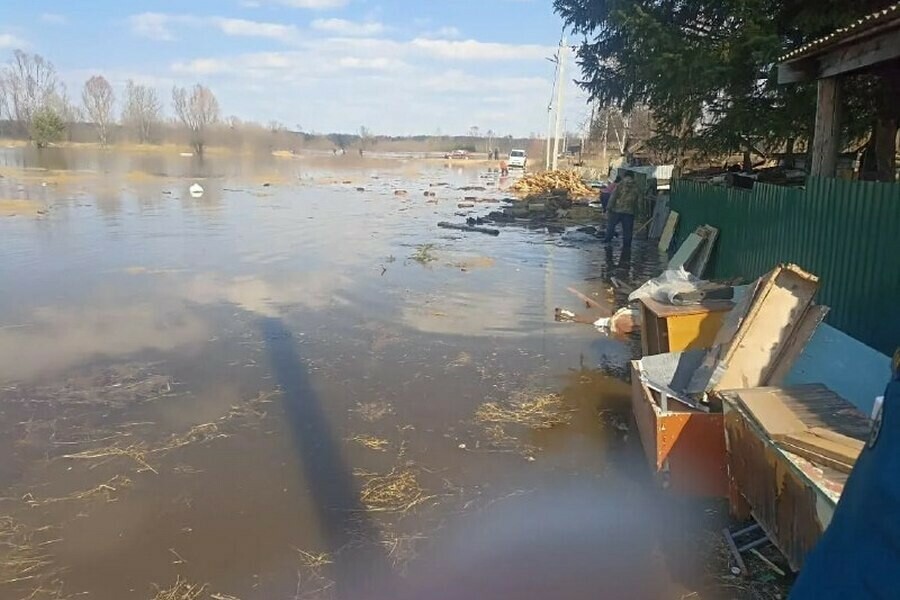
[0,147,716,599]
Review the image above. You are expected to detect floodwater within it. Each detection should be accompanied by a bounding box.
[0,147,711,599]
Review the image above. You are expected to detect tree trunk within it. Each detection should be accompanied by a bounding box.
[784,137,795,168]
[860,74,899,182]
[742,147,752,172]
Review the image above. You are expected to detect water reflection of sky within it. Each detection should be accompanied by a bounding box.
[0,148,682,600]
[1,148,626,383]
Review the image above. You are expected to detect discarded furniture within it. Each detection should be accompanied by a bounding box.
[722,521,786,577]
[720,384,870,571]
[639,297,733,356]
[631,263,829,499]
[630,352,727,497]
[687,264,826,395]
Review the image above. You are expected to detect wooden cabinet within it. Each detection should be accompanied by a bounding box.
[639,297,733,356]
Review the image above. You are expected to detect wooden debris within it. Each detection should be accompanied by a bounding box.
[510,170,595,198]
[438,222,500,236]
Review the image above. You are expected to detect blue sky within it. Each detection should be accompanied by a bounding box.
[0,0,591,137]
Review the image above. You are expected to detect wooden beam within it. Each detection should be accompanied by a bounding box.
[820,27,900,79]
[778,25,900,83]
[810,78,842,178]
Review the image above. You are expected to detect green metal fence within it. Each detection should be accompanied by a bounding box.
[669,177,900,355]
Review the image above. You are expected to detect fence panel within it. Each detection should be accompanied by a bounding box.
[669,177,900,355]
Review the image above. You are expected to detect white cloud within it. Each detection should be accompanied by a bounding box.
[264,0,349,8]
[172,49,408,77]
[129,12,184,41]
[40,13,67,24]
[410,38,554,61]
[421,69,545,93]
[311,18,386,37]
[421,26,462,40]
[0,33,26,49]
[214,17,298,42]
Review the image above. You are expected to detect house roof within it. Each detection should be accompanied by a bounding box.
[779,3,900,64]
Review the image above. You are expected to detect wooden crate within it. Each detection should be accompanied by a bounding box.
[630,360,727,497]
[720,385,870,571]
[639,297,733,356]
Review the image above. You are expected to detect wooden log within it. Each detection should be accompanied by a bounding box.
[437,222,500,236]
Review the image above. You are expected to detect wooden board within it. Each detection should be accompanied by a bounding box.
[668,233,703,270]
[687,225,719,278]
[768,304,830,385]
[776,441,856,474]
[658,210,679,252]
[732,388,809,438]
[714,264,819,391]
[778,428,863,465]
[721,384,871,442]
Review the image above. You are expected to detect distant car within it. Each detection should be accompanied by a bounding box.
[444,150,470,160]
[508,149,527,169]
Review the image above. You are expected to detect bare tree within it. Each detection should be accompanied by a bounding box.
[359,125,372,149]
[46,83,81,141]
[122,80,161,144]
[3,50,58,128]
[82,75,115,145]
[0,77,8,135]
[172,84,219,155]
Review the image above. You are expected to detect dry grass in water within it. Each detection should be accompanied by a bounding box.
[410,244,437,265]
[293,550,335,600]
[151,577,208,600]
[63,444,158,474]
[23,475,132,507]
[355,467,435,513]
[54,390,276,475]
[295,549,332,573]
[351,401,394,423]
[348,435,389,452]
[379,530,428,574]
[0,516,55,588]
[479,423,538,456]
[475,392,573,430]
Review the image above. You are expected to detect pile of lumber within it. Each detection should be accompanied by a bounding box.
[510,170,595,199]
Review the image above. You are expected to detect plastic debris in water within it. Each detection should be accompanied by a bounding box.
[189,183,204,198]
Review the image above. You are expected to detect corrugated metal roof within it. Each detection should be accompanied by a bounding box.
[779,3,900,63]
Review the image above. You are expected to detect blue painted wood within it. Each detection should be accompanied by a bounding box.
[785,324,891,414]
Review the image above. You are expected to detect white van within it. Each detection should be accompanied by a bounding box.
[508,149,527,169]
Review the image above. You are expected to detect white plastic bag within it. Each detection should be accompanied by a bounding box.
[628,267,703,305]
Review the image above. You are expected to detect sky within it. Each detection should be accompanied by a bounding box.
[0,0,592,137]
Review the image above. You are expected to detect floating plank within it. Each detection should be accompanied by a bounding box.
[437,222,500,236]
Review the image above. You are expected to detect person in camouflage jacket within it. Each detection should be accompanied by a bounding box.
[603,171,638,248]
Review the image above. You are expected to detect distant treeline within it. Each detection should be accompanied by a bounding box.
[0,48,539,156]
[0,119,539,155]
